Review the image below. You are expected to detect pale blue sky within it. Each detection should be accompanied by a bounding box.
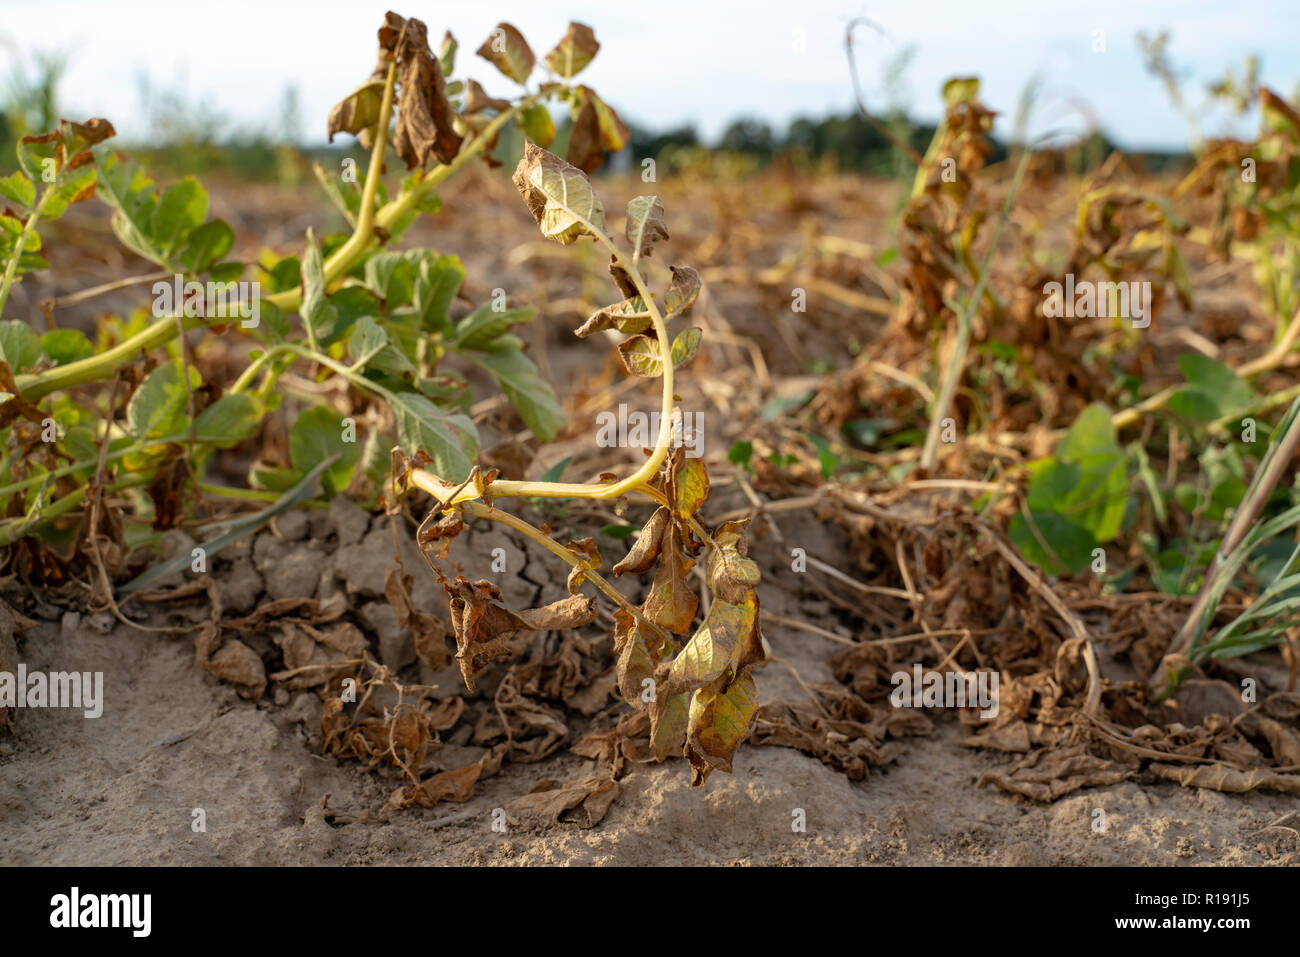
[2,0,1297,150]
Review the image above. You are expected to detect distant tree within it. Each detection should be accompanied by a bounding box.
[718,117,775,157]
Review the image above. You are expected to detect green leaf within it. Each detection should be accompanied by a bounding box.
[150,178,208,256]
[179,219,234,274]
[0,171,35,208]
[39,328,93,365]
[348,315,388,366]
[438,30,458,76]
[517,103,556,148]
[391,391,478,481]
[300,229,338,344]
[39,163,96,220]
[1167,353,1257,422]
[411,253,464,332]
[322,286,380,346]
[251,301,289,345]
[16,135,57,181]
[93,146,166,266]
[126,358,202,440]
[0,320,44,372]
[805,433,838,478]
[538,456,571,482]
[363,251,414,306]
[1009,403,1128,574]
[454,302,536,351]
[289,405,359,495]
[471,336,565,442]
[727,440,754,472]
[312,161,358,227]
[266,256,302,294]
[193,394,260,447]
[350,315,415,376]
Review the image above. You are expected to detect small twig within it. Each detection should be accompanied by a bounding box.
[765,612,855,646]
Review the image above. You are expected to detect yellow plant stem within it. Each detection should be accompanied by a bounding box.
[458,499,672,648]
[264,90,548,315]
[410,223,674,504]
[15,88,554,402]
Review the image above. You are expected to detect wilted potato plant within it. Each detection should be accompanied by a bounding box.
[393,141,766,785]
[0,10,764,783]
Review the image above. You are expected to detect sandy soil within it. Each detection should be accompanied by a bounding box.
[2,508,1297,867]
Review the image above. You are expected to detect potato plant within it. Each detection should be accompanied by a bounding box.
[392,142,766,785]
[0,13,620,551]
[0,11,765,782]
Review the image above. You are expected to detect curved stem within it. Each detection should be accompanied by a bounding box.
[16,314,204,401]
[459,498,673,649]
[264,91,547,314]
[411,227,674,504]
[15,91,554,401]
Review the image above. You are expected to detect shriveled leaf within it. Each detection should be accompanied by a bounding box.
[504,776,618,828]
[673,457,709,521]
[708,519,762,602]
[566,93,605,174]
[475,22,535,85]
[545,22,600,78]
[616,327,701,378]
[664,265,702,316]
[512,141,605,244]
[686,671,759,783]
[445,578,596,690]
[666,599,752,694]
[383,13,464,168]
[327,76,387,142]
[589,90,630,152]
[463,79,510,115]
[643,523,697,636]
[612,608,656,705]
[574,296,653,338]
[385,566,450,670]
[613,506,669,576]
[626,195,668,260]
[650,691,689,761]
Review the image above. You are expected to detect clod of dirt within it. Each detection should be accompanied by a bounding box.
[273,510,310,542]
[216,558,264,615]
[334,527,426,602]
[329,495,370,547]
[265,545,328,601]
[358,601,417,672]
